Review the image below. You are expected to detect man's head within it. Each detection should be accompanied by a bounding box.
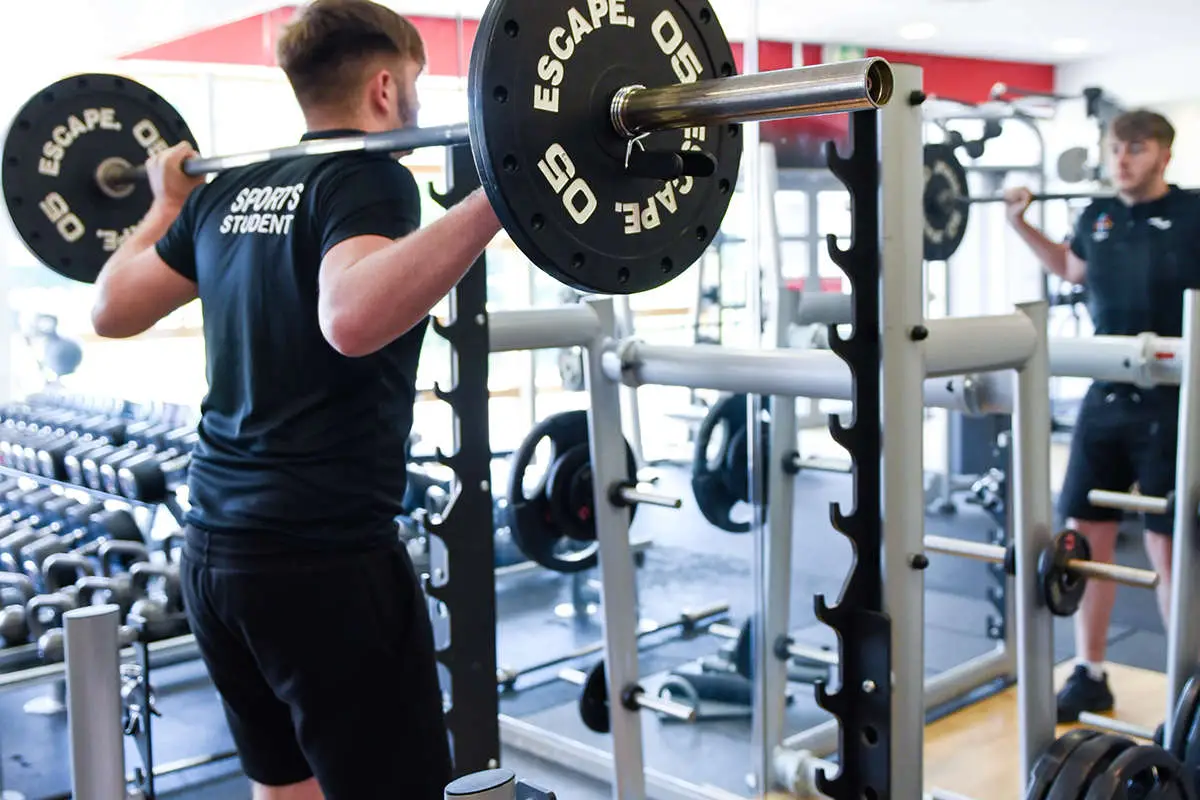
[1106,110,1174,198]
[277,0,426,133]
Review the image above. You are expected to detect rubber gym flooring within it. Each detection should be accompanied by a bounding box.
[0,467,1166,799]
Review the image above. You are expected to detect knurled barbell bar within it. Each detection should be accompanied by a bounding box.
[497,601,729,690]
[2,0,893,296]
[922,530,1158,617]
[922,141,1198,261]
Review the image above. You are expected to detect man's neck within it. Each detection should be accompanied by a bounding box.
[1120,180,1170,206]
[305,113,373,135]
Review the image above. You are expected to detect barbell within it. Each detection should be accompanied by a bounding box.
[1,0,894,297]
[922,141,1199,261]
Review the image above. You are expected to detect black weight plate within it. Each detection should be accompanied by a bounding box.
[1183,701,1200,794]
[506,409,637,573]
[2,73,198,284]
[1027,730,1104,800]
[1083,743,1194,800]
[1170,673,1200,762]
[467,0,742,295]
[1040,528,1091,617]
[545,443,597,543]
[579,660,610,734]
[923,143,969,262]
[1047,734,1136,800]
[692,394,749,533]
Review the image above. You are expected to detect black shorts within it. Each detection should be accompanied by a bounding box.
[179,528,452,799]
[1058,383,1180,535]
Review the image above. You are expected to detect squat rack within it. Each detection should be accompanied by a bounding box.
[55,66,1200,800]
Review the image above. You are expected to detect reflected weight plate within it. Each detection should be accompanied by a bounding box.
[2,74,198,283]
[923,143,969,262]
[467,0,742,295]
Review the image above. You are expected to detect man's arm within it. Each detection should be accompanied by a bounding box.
[317,186,501,358]
[1004,188,1088,285]
[92,143,205,339]
[92,201,198,338]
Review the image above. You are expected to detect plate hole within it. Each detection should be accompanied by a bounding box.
[699,7,712,23]
[17,120,29,131]
[618,267,630,285]
[10,196,21,207]
[660,258,673,273]
[572,253,585,269]
[862,726,878,746]
[76,77,89,88]
[504,19,519,37]
[718,179,730,195]
[531,214,544,231]
[695,225,708,242]
[720,62,734,77]
[493,86,509,104]
[6,157,17,167]
[727,125,739,137]
[502,155,519,174]
[40,92,55,104]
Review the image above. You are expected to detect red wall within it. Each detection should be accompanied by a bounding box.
[122,8,1055,168]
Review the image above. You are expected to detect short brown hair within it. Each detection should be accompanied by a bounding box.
[276,0,425,111]
[1109,110,1175,148]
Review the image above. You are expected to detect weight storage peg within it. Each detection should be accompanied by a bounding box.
[922,530,1158,617]
[3,14,893,295]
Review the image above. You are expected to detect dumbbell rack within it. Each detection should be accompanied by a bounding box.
[0,447,215,799]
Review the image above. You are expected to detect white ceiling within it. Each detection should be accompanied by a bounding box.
[377,0,1200,64]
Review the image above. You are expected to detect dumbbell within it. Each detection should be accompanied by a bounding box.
[35,415,128,480]
[0,571,34,645]
[4,506,137,581]
[102,427,197,496]
[119,451,192,502]
[75,421,178,489]
[128,561,183,620]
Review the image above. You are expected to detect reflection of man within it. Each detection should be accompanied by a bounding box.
[1005,110,1200,722]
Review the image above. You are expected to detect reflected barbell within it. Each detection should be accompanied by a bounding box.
[2,0,893,296]
[921,142,1198,261]
[923,530,1158,617]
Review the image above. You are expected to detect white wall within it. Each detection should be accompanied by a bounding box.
[1056,45,1198,109]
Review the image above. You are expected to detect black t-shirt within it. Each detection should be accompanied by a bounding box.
[156,129,428,551]
[1069,186,1200,338]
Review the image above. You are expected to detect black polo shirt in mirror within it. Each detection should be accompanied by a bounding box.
[155,130,428,552]
[1069,186,1200,338]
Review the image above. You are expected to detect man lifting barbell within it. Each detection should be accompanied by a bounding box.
[1003,110,1200,724]
[91,2,477,798]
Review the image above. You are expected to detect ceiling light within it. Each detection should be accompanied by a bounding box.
[898,22,937,40]
[1052,37,1088,54]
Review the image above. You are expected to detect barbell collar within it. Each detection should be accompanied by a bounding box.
[1066,558,1159,589]
[611,58,894,138]
[612,483,683,510]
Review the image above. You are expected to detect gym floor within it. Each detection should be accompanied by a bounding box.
[0,465,1163,799]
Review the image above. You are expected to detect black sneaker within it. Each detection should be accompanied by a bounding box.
[1057,664,1115,723]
